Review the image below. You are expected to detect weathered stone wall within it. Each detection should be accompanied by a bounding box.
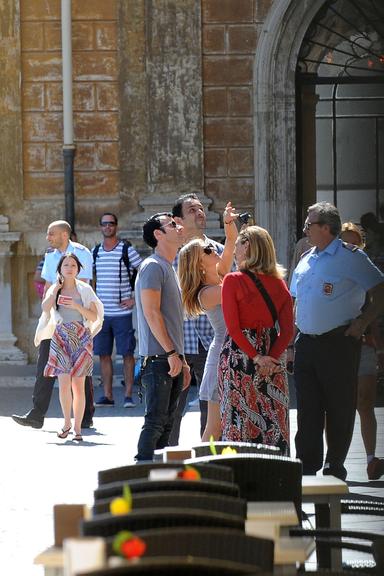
[1,0,276,361]
[20,0,120,209]
[201,0,273,213]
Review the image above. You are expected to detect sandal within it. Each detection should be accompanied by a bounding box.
[57,426,71,439]
[73,434,83,442]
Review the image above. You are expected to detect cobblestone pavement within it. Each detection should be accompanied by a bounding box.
[1,386,383,575]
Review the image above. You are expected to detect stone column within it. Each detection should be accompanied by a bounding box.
[0,216,27,364]
[119,0,221,237]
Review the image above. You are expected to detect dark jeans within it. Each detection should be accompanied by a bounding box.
[136,358,183,460]
[168,344,208,445]
[294,330,361,474]
[27,339,95,424]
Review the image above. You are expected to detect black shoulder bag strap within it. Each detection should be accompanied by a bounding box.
[242,269,278,325]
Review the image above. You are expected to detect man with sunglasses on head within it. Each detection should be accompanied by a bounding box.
[93,213,142,408]
[135,213,190,460]
[290,202,384,481]
[169,193,226,444]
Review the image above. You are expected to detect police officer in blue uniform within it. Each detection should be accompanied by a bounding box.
[290,202,384,480]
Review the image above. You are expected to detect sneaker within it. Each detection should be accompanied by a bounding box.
[94,396,115,407]
[124,397,136,408]
[367,457,384,480]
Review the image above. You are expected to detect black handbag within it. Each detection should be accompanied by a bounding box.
[242,269,279,347]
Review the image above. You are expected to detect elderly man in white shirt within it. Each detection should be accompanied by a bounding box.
[12,220,95,430]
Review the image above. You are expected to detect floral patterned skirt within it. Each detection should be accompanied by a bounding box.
[44,321,93,377]
[218,327,290,456]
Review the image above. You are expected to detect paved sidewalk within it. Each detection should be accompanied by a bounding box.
[1,386,383,575]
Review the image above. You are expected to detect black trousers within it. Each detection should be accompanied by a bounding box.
[168,343,208,445]
[27,339,95,424]
[294,329,361,474]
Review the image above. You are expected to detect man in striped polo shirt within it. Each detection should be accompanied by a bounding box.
[93,213,142,408]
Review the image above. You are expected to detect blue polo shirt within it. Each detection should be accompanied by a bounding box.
[290,238,383,335]
[41,240,93,284]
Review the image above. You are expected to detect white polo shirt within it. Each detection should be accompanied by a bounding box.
[41,240,93,284]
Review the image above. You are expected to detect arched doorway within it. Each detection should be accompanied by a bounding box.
[297,0,384,232]
[253,0,384,265]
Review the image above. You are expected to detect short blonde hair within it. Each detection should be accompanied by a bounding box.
[178,238,207,317]
[340,222,365,249]
[239,225,286,279]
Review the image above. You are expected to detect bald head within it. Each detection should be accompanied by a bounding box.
[47,220,71,251]
[48,220,71,235]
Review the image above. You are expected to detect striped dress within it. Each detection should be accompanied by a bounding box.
[44,294,93,377]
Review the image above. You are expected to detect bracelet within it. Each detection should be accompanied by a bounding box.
[165,349,176,357]
[224,220,231,225]
[287,345,294,349]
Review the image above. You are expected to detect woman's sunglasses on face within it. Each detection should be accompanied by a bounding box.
[203,244,216,255]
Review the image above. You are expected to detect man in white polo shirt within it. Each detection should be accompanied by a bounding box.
[93,213,142,408]
[12,220,95,429]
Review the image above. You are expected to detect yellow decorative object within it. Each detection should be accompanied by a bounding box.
[221,446,238,455]
[110,497,131,516]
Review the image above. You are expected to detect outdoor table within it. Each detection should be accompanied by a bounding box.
[302,474,349,569]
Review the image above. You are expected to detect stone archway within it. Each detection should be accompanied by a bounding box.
[253,0,327,265]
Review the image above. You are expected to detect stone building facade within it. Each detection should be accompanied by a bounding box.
[1,0,278,361]
[3,0,379,361]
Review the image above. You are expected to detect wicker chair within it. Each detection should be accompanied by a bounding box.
[290,527,384,573]
[81,508,245,538]
[98,462,234,486]
[94,477,239,502]
[185,453,303,518]
[103,527,273,572]
[192,441,280,458]
[93,490,247,518]
[341,498,384,517]
[77,558,272,576]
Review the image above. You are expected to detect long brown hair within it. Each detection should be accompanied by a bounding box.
[178,238,207,317]
[239,226,286,279]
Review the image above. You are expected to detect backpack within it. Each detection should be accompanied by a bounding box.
[93,240,137,300]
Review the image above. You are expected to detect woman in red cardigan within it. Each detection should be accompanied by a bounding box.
[218,226,293,455]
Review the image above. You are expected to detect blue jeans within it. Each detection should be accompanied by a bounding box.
[136,358,183,461]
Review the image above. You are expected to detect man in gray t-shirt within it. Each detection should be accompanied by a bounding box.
[135,212,190,460]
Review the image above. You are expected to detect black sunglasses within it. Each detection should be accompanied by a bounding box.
[101,221,117,227]
[203,244,216,255]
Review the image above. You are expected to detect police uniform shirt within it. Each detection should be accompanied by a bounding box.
[290,238,383,335]
[41,240,93,284]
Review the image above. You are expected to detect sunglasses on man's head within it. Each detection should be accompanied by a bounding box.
[202,244,216,255]
[160,220,177,230]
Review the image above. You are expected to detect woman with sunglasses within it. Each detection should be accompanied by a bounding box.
[218,226,293,455]
[178,202,238,440]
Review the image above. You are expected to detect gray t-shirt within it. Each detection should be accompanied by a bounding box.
[136,253,184,356]
[58,293,83,323]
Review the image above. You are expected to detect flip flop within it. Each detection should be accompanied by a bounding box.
[57,426,71,439]
[73,434,83,442]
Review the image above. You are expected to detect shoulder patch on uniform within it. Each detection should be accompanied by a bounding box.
[71,241,86,250]
[342,241,358,252]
